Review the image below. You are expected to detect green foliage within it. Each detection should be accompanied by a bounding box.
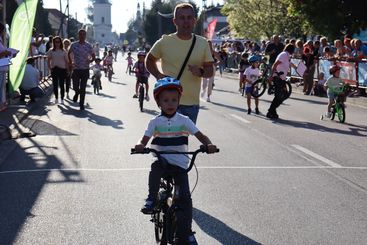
[222,0,306,40]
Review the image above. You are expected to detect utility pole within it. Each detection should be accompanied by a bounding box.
[2,0,6,46]
[67,0,70,37]
[202,0,207,37]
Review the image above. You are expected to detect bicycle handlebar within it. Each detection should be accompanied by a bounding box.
[131,145,220,172]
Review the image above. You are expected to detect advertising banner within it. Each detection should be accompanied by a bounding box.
[336,61,357,85]
[358,62,367,87]
[9,0,38,93]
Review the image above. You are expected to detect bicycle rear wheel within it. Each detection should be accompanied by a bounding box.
[251,79,266,98]
[283,81,292,100]
[139,85,145,112]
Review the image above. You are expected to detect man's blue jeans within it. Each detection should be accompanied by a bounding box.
[178,105,199,124]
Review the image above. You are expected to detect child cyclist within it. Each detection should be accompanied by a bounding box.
[324,65,345,118]
[90,58,103,93]
[134,77,218,245]
[125,52,135,74]
[132,51,150,100]
[244,55,261,114]
[103,49,114,75]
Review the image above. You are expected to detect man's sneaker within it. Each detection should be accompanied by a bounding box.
[255,108,260,114]
[141,198,155,214]
[145,95,150,101]
[188,233,198,245]
[133,94,138,98]
[266,112,279,119]
[80,105,85,111]
[60,99,64,105]
[247,108,251,114]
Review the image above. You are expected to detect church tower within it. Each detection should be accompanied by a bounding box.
[93,0,112,45]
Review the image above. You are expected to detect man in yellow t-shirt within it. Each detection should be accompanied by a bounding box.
[146,3,214,124]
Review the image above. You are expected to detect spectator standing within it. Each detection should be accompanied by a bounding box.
[334,39,347,58]
[351,39,367,60]
[146,3,214,124]
[29,28,44,57]
[68,29,95,110]
[46,35,53,52]
[63,38,72,97]
[19,57,44,102]
[265,35,284,67]
[218,47,228,76]
[302,47,316,95]
[201,40,221,102]
[294,39,304,58]
[0,22,11,112]
[47,36,68,104]
[319,37,329,56]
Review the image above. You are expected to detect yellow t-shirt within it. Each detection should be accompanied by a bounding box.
[149,33,213,105]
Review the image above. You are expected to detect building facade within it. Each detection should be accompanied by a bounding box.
[93,0,113,45]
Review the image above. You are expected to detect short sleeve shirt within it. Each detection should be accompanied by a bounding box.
[47,49,68,69]
[70,41,94,69]
[144,113,199,169]
[244,67,260,87]
[274,51,290,80]
[149,34,214,106]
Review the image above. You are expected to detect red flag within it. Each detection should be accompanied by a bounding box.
[206,18,217,40]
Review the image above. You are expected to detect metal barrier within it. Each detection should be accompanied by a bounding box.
[290,58,367,88]
[33,55,52,89]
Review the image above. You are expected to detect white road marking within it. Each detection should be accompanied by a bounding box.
[1,166,367,175]
[292,144,342,168]
[230,114,250,124]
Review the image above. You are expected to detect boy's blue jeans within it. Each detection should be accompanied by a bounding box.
[148,160,192,243]
[178,104,199,124]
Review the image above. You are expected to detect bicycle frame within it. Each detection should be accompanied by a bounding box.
[131,146,219,244]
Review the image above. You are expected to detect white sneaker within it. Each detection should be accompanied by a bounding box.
[54,98,58,104]
[206,97,211,102]
[325,112,331,118]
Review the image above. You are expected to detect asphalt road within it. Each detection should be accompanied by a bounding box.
[1,53,367,245]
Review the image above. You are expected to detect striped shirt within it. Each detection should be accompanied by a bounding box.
[144,113,199,169]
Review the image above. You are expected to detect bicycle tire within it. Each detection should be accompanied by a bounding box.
[108,70,112,82]
[154,210,167,245]
[330,106,336,121]
[251,79,267,98]
[337,104,346,123]
[283,81,292,100]
[139,85,145,112]
[94,79,99,94]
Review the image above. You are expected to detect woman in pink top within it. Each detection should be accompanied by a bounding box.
[47,36,68,104]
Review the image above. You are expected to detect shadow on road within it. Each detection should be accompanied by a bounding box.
[289,96,327,105]
[210,101,246,113]
[109,80,127,86]
[58,104,124,129]
[96,93,116,99]
[273,118,367,137]
[193,208,262,245]
[0,136,84,244]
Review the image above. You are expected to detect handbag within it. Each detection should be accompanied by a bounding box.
[177,35,196,80]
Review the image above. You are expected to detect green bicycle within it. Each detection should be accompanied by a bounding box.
[321,84,351,123]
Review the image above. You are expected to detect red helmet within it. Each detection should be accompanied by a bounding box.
[329,65,341,75]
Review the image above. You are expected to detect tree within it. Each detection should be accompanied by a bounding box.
[286,0,367,40]
[222,0,307,40]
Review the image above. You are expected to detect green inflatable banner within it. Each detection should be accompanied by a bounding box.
[9,0,38,93]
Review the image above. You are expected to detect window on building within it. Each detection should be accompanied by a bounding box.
[102,17,105,23]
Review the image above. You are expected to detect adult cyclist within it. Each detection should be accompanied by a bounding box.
[266,44,296,119]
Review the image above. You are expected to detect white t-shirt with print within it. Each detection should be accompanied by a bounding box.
[244,67,260,88]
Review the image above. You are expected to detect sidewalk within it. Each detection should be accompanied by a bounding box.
[0,83,52,165]
[221,71,367,109]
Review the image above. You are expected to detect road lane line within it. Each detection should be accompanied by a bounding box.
[2,166,367,174]
[292,144,342,168]
[230,114,250,124]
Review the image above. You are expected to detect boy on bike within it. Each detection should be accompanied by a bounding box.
[90,58,103,91]
[134,77,217,245]
[132,51,150,100]
[324,65,345,118]
[244,55,261,114]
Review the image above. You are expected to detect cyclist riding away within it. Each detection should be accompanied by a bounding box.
[134,77,217,245]
[103,49,114,75]
[324,65,345,118]
[133,51,150,100]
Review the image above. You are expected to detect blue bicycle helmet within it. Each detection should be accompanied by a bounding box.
[248,54,262,63]
[153,77,183,102]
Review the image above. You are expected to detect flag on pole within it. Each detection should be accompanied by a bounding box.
[206,18,218,40]
[9,0,38,93]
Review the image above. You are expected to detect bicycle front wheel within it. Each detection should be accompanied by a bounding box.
[283,81,292,100]
[154,210,167,245]
[251,79,267,98]
[139,86,145,112]
[337,104,346,123]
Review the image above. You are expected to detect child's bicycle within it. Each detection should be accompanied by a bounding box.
[91,70,102,95]
[107,65,113,82]
[251,65,292,100]
[321,84,352,123]
[131,145,219,245]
